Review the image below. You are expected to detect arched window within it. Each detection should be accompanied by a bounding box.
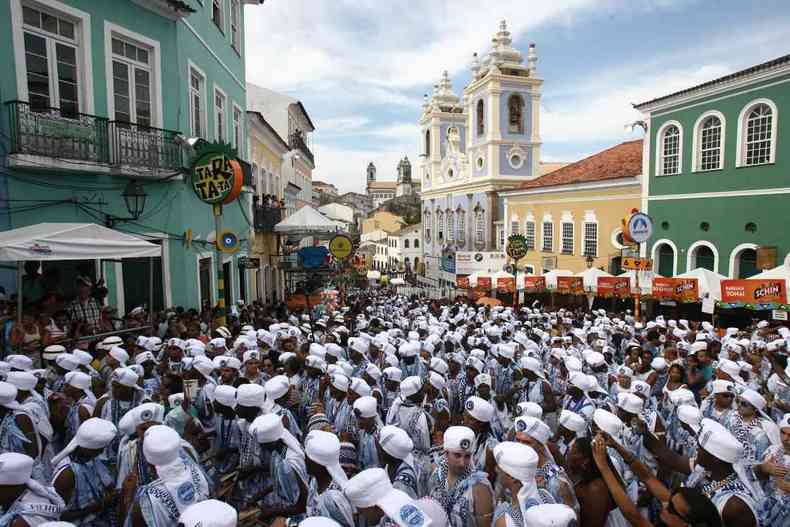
[424,130,430,156]
[659,124,681,175]
[508,94,524,134]
[414,239,419,249]
[742,103,774,166]
[404,239,409,249]
[737,248,757,278]
[692,245,715,271]
[424,211,431,243]
[447,211,455,243]
[476,100,485,137]
[456,209,465,243]
[475,209,485,245]
[697,115,722,171]
[436,210,444,241]
[655,243,675,277]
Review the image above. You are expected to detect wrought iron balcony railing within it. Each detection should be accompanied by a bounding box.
[253,205,283,233]
[5,100,110,163]
[109,120,182,170]
[289,132,314,165]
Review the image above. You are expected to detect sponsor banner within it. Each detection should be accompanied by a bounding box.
[652,277,675,299]
[675,278,699,303]
[468,288,486,301]
[497,277,516,294]
[455,251,507,275]
[598,276,631,298]
[557,276,584,295]
[456,275,470,289]
[720,279,787,306]
[524,276,546,292]
[477,277,492,290]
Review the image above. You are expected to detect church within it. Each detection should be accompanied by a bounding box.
[365,157,421,208]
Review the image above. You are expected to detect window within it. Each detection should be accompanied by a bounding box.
[233,105,242,149]
[698,115,722,171]
[404,239,409,249]
[497,225,505,250]
[542,222,553,252]
[447,212,455,243]
[508,94,524,134]
[476,100,485,136]
[561,222,574,254]
[111,37,152,126]
[214,88,226,142]
[693,245,715,271]
[230,0,241,52]
[475,210,485,245]
[189,67,205,137]
[659,124,681,175]
[436,211,444,241]
[22,6,80,113]
[525,221,535,249]
[510,219,519,237]
[656,244,675,277]
[212,0,224,32]
[424,212,431,243]
[744,104,773,166]
[425,130,430,156]
[583,222,598,257]
[456,210,465,243]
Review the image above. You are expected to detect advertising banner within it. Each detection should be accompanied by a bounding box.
[456,276,470,289]
[477,277,492,290]
[720,279,787,306]
[455,252,507,275]
[652,277,676,299]
[557,276,584,295]
[598,276,631,298]
[497,277,516,293]
[675,278,699,303]
[524,276,546,292]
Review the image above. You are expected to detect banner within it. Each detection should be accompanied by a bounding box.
[598,276,631,298]
[524,276,546,292]
[675,278,699,303]
[720,279,787,306]
[652,277,676,299]
[557,276,584,295]
[468,288,486,301]
[497,276,516,294]
[477,277,492,290]
[456,275,470,289]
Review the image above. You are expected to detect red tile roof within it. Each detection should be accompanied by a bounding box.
[519,140,642,190]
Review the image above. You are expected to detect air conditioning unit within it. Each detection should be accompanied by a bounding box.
[542,256,557,270]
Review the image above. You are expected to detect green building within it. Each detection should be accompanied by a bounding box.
[635,54,790,279]
[0,0,264,312]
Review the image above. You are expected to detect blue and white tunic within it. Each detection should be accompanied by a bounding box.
[429,459,494,527]
[760,445,790,526]
[53,455,115,527]
[306,479,354,527]
[0,485,64,527]
[126,461,210,527]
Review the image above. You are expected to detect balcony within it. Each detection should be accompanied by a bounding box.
[5,100,182,173]
[289,131,314,166]
[254,205,283,233]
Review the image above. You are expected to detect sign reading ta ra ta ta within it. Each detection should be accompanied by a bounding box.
[191,144,243,205]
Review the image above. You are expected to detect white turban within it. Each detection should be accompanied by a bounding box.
[305,430,348,486]
[52,417,117,466]
[443,426,475,453]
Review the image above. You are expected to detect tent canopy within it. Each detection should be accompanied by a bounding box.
[618,270,656,294]
[747,264,790,292]
[675,267,726,301]
[0,223,161,261]
[575,267,612,290]
[274,205,341,234]
[543,269,572,288]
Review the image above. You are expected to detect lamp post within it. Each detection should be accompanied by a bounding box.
[105,180,147,227]
[585,254,595,269]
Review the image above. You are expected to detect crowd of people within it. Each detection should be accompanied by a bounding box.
[0,287,787,527]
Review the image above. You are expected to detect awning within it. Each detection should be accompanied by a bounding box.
[0,223,161,261]
[274,205,341,235]
[675,267,726,301]
[575,267,612,291]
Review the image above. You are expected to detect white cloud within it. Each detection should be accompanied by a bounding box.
[312,145,415,194]
[316,116,371,135]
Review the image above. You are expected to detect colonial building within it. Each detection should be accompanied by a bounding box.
[361,210,406,241]
[397,223,422,275]
[0,0,263,310]
[366,159,421,208]
[419,21,551,287]
[501,140,642,275]
[313,180,339,206]
[635,54,790,278]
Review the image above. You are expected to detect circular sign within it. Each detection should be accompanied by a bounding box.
[506,234,529,260]
[329,234,354,260]
[217,230,240,253]
[191,150,243,204]
[627,212,653,244]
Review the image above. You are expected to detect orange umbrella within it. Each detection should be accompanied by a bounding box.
[476,296,503,307]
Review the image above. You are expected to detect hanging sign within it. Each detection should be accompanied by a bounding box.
[217,231,240,253]
[524,276,546,292]
[720,279,787,306]
[622,257,653,271]
[191,145,243,204]
[627,212,653,244]
[477,277,492,290]
[598,276,631,298]
[329,234,354,260]
[497,276,516,294]
[557,276,584,295]
[506,234,529,260]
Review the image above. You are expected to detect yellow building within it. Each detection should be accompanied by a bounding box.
[248,110,290,302]
[501,140,642,274]
[361,210,406,238]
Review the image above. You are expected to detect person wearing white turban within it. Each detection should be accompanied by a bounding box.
[345,468,432,527]
[0,453,64,525]
[723,388,776,462]
[353,396,382,471]
[377,425,419,499]
[51,418,117,526]
[178,499,237,527]
[492,441,555,523]
[699,379,736,425]
[518,356,559,434]
[562,372,596,423]
[303,430,355,527]
[265,375,302,441]
[0,381,45,481]
[427,426,494,527]
[755,414,790,525]
[232,383,267,507]
[386,377,431,455]
[92,367,144,461]
[61,372,97,448]
[207,385,238,489]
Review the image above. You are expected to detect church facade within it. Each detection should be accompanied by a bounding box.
[419,20,544,286]
[366,158,421,208]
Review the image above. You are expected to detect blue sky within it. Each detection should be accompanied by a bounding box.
[245,0,790,193]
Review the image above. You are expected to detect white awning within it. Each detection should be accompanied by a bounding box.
[274,205,342,234]
[575,267,612,291]
[0,223,161,261]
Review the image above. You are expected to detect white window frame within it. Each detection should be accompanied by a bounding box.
[105,23,161,127]
[655,120,683,176]
[11,0,94,114]
[496,223,505,251]
[687,240,720,274]
[213,84,227,142]
[582,216,598,257]
[188,61,206,138]
[230,0,241,54]
[692,110,725,172]
[736,98,778,168]
[561,221,574,254]
[447,211,455,243]
[211,0,225,33]
[542,218,553,253]
[456,209,465,243]
[232,101,243,150]
[475,209,485,245]
[525,220,536,250]
[510,216,520,237]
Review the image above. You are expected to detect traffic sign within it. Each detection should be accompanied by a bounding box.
[329,234,354,260]
[627,212,653,244]
[506,234,529,260]
[622,257,653,271]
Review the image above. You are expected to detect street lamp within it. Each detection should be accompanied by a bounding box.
[585,253,595,269]
[105,180,147,227]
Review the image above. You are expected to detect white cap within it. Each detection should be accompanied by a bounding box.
[178,499,237,527]
[5,371,37,392]
[65,371,92,392]
[143,425,181,468]
[593,409,624,439]
[111,367,142,390]
[517,402,543,419]
[443,426,475,453]
[523,504,577,527]
[350,377,372,397]
[558,410,587,436]
[213,356,241,370]
[698,418,743,463]
[43,344,66,360]
[0,382,23,412]
[55,353,80,372]
[353,396,378,419]
[264,375,290,401]
[343,468,432,527]
[236,384,265,407]
[513,416,551,445]
[6,355,33,371]
[52,417,117,466]
[213,385,237,408]
[711,379,736,395]
[473,373,492,388]
[519,356,545,379]
[464,396,494,423]
[617,392,644,415]
[0,452,34,485]
[400,376,423,398]
[118,403,166,436]
[379,425,414,460]
[738,388,766,411]
[677,404,702,433]
[493,441,538,484]
[108,346,129,365]
[305,430,348,486]
[330,373,350,392]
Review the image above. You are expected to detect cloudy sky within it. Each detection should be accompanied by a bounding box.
[244,0,790,194]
